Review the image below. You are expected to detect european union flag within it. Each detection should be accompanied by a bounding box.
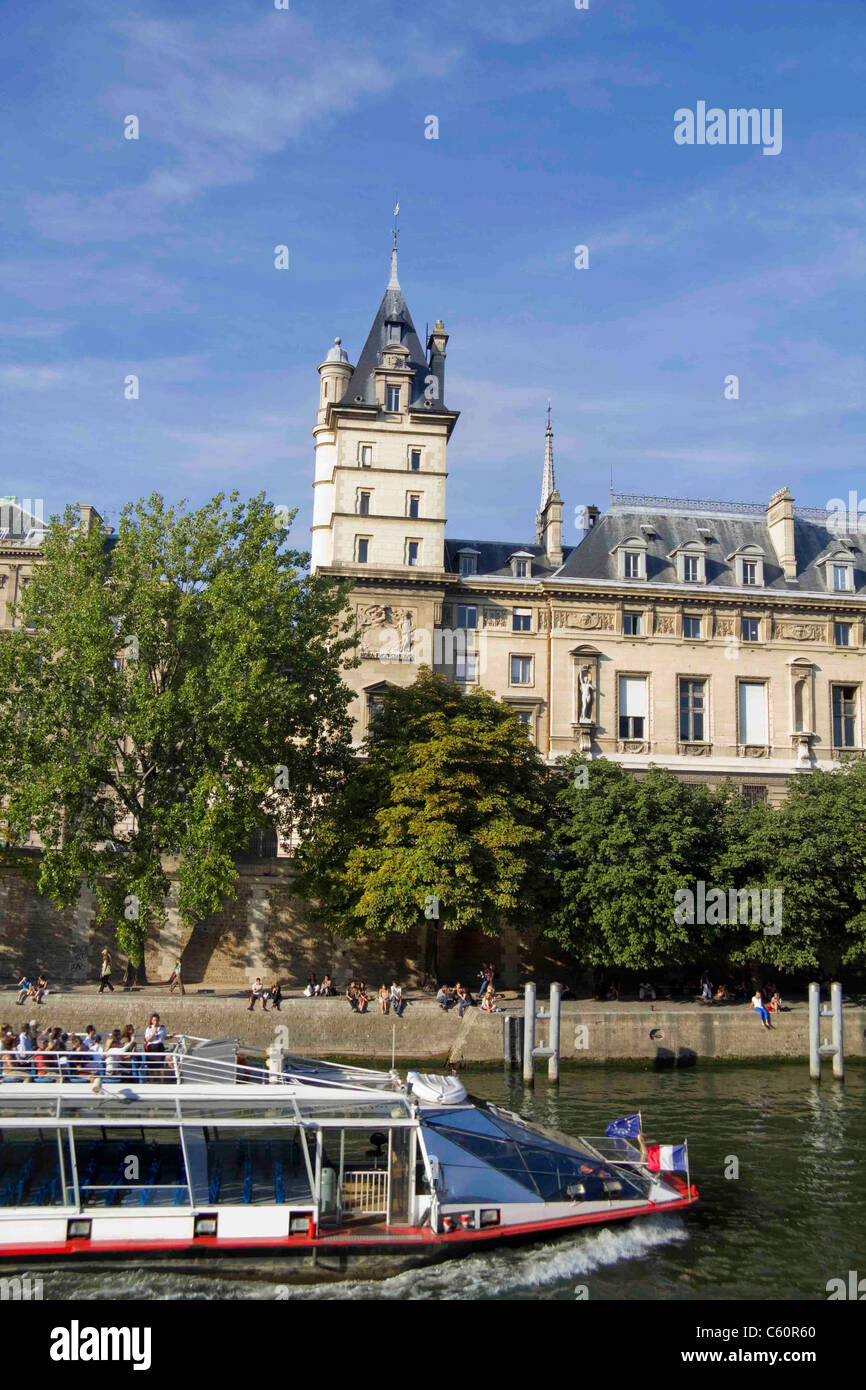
[606,1114,641,1138]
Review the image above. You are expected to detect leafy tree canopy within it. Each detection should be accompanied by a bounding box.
[0,492,354,964]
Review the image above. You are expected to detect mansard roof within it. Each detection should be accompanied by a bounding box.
[554,497,866,594]
[445,538,574,578]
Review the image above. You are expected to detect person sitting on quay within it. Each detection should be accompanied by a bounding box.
[268,980,283,1011]
[436,984,452,1011]
[318,974,336,997]
[752,988,773,1030]
[346,980,359,1011]
[638,981,656,1001]
[378,984,390,1014]
[606,982,620,1002]
[303,972,318,998]
[389,980,406,1018]
[248,977,268,1011]
[356,982,369,1014]
[480,986,501,1014]
[455,982,473,1018]
[714,983,731,1002]
[32,973,48,1005]
[768,989,783,1014]
[15,975,32,1007]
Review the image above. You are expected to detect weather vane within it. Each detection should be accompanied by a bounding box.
[392,197,400,251]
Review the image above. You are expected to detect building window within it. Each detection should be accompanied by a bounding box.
[683,615,702,639]
[618,676,647,740]
[623,611,642,636]
[456,605,477,629]
[386,386,401,412]
[407,494,420,519]
[510,656,532,686]
[409,448,422,471]
[833,564,852,592]
[456,649,477,682]
[741,618,760,643]
[512,708,534,732]
[458,552,478,577]
[739,681,768,745]
[835,622,852,647]
[406,540,420,567]
[683,555,700,583]
[832,685,858,748]
[356,537,370,564]
[367,692,385,726]
[742,785,768,806]
[358,492,371,516]
[514,559,529,578]
[624,552,641,579]
[387,323,401,343]
[679,679,706,742]
[359,444,373,467]
[512,608,531,632]
[742,560,758,586]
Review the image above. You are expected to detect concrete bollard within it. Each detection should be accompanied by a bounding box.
[502,1013,514,1066]
[523,982,537,1085]
[808,982,821,1081]
[266,1038,283,1084]
[548,982,562,1083]
[831,981,845,1080]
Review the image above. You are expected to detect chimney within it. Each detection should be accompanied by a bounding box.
[426,319,448,406]
[78,504,103,534]
[767,487,796,580]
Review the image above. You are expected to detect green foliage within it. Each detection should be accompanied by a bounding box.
[296,669,552,939]
[0,493,354,964]
[550,756,726,969]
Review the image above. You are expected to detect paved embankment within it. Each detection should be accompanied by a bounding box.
[7,988,866,1065]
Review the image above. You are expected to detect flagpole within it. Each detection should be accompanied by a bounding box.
[685,1139,690,1196]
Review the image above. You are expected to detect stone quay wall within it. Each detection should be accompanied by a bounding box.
[0,858,564,993]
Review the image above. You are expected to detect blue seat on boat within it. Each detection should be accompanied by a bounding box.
[274,1159,285,1205]
[242,1157,252,1205]
[208,1159,222,1204]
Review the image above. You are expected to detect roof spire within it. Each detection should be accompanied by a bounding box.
[539,400,555,511]
[389,198,400,289]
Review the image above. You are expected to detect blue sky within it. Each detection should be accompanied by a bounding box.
[2,0,864,551]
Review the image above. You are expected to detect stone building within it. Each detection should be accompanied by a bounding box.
[311,249,866,805]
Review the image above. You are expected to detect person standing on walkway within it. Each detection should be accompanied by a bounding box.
[168,957,185,996]
[98,949,114,993]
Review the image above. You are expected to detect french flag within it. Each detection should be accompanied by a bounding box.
[645,1143,687,1172]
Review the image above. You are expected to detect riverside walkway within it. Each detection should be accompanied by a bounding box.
[5,985,865,1065]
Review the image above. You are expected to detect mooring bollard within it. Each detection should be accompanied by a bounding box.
[548,982,562,1084]
[831,981,844,1080]
[502,1013,514,1066]
[808,982,820,1081]
[523,982,537,1084]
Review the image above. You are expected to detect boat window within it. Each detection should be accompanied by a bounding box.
[295,1101,411,1121]
[203,1127,312,1206]
[72,1125,189,1208]
[420,1127,543,1205]
[0,1126,72,1207]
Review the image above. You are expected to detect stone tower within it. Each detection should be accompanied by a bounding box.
[310,242,459,576]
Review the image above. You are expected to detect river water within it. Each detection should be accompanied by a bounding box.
[41,1061,865,1302]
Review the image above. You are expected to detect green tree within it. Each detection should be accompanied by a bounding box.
[0,492,354,970]
[296,669,552,971]
[549,756,725,970]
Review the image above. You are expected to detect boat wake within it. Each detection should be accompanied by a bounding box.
[286,1214,689,1301]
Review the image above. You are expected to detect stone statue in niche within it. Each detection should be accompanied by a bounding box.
[399,610,413,659]
[578,665,595,722]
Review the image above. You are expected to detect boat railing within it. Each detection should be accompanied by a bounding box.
[0,1049,279,1087]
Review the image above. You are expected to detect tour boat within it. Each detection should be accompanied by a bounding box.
[0,1036,698,1266]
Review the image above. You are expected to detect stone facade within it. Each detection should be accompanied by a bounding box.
[311,252,866,806]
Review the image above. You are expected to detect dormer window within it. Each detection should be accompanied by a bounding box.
[457,547,480,577]
[386,386,401,412]
[669,540,707,584]
[509,551,534,579]
[612,537,648,581]
[727,545,765,589]
[833,563,852,592]
[387,323,401,343]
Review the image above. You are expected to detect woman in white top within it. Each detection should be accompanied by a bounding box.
[752,991,772,1029]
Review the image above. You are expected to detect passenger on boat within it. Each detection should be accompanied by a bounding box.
[389,981,406,1018]
[144,1013,176,1081]
[105,1028,136,1078]
[378,984,390,1014]
[248,978,268,1011]
[1,1037,28,1079]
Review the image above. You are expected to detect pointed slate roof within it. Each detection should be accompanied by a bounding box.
[339,247,444,410]
[539,403,555,512]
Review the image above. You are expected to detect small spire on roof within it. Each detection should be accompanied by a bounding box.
[539,400,556,512]
[389,198,401,289]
